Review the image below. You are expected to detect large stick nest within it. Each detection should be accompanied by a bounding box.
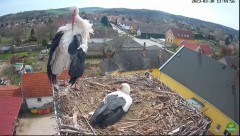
[53,73,211,135]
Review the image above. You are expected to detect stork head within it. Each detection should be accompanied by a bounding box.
[118,83,131,95]
[70,6,79,31]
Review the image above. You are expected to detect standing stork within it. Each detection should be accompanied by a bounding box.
[47,6,93,89]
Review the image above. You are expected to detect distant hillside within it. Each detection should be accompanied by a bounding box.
[0,7,238,37]
[80,7,106,13]
[98,8,238,36]
[0,8,69,22]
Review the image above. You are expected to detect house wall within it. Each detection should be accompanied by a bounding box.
[154,71,239,135]
[174,38,195,46]
[165,30,174,46]
[26,96,52,109]
[165,29,195,46]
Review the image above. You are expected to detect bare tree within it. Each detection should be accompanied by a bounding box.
[213,29,224,41]
[46,22,57,40]
[11,25,24,46]
[36,23,46,46]
[202,28,210,38]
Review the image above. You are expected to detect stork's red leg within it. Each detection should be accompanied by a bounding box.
[71,79,80,91]
[73,83,80,91]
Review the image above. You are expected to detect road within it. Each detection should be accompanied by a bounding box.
[111,23,165,48]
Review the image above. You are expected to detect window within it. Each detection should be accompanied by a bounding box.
[37,98,42,103]
[215,124,221,132]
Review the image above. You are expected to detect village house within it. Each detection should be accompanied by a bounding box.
[178,40,198,51]
[165,27,195,46]
[0,86,22,135]
[99,36,172,75]
[219,56,239,70]
[136,25,165,39]
[197,44,213,58]
[89,28,118,44]
[21,71,69,109]
[178,41,213,57]
[226,44,237,55]
[156,46,239,135]
[87,28,119,57]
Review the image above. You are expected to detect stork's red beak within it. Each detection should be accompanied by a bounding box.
[71,10,76,31]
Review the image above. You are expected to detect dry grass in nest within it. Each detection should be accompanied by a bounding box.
[53,73,211,135]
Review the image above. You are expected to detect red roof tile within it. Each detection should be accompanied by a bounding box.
[178,41,198,51]
[54,18,67,27]
[170,28,195,40]
[0,85,21,97]
[199,44,213,55]
[0,97,22,135]
[21,71,70,98]
[227,44,235,50]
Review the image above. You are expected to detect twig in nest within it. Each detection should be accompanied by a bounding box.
[110,80,130,84]
[59,124,89,132]
[60,129,93,135]
[119,123,138,129]
[72,97,96,135]
[87,81,111,89]
[127,112,154,121]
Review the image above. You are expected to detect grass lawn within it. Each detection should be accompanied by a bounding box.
[0,37,13,46]
[0,51,40,85]
[0,51,38,61]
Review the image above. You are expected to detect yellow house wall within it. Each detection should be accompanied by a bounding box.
[154,71,239,135]
[165,29,196,46]
[112,69,239,135]
[174,38,196,45]
[165,30,174,46]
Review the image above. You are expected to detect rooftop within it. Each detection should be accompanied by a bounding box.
[160,47,239,124]
[169,28,195,40]
[0,97,22,135]
[178,40,198,51]
[21,71,69,98]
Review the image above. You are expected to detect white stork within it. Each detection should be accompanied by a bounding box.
[90,83,133,128]
[47,6,93,87]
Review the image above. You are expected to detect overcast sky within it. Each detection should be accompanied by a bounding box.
[0,0,239,30]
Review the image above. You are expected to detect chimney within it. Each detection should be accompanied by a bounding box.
[197,45,202,55]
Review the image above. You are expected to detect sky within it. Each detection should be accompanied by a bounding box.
[0,0,239,30]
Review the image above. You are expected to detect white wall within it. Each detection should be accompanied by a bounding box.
[26,96,52,109]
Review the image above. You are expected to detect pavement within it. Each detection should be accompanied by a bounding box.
[16,112,57,135]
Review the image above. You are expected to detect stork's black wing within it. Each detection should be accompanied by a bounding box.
[47,31,64,84]
[68,34,85,85]
[68,34,82,55]
[90,94,126,128]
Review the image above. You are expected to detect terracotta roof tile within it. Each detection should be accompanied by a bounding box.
[21,71,70,98]
[178,41,198,51]
[0,85,21,97]
[199,44,212,55]
[170,27,195,40]
[0,97,22,135]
